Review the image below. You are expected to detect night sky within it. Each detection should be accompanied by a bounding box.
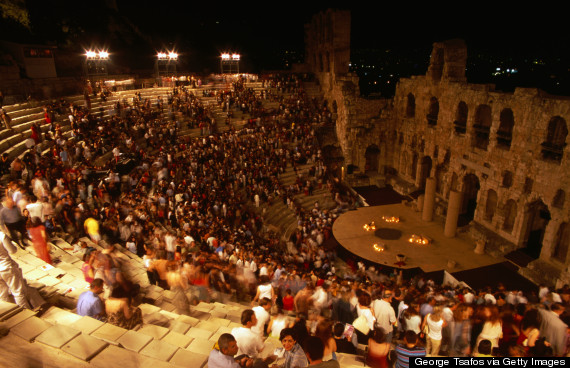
[3,1,569,81]
[119,1,568,58]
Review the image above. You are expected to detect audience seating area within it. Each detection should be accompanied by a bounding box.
[0,80,366,367]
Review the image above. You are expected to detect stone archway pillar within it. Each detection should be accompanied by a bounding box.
[422,178,436,222]
[444,190,463,238]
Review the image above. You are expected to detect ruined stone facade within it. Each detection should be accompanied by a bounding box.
[306,11,570,287]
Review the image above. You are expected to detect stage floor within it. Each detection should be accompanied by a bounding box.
[332,203,502,273]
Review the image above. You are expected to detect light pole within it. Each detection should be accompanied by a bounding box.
[84,50,110,80]
[155,51,178,85]
[220,52,240,74]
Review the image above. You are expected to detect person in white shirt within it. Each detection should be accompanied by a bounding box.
[252,298,272,336]
[231,309,265,357]
[372,290,397,343]
[164,231,177,261]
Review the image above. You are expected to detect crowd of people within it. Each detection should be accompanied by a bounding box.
[1,73,568,366]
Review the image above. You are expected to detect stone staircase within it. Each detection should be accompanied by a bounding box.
[2,235,365,367]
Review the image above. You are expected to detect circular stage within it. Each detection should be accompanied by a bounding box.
[332,203,500,272]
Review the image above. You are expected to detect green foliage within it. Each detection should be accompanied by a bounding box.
[0,0,30,28]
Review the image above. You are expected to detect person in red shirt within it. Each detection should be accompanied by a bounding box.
[283,288,295,312]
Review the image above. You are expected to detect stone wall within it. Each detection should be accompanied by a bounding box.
[304,11,570,286]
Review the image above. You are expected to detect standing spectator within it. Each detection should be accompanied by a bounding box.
[372,289,397,343]
[252,297,272,337]
[27,216,51,264]
[422,306,446,356]
[0,232,46,310]
[355,291,375,345]
[539,303,568,356]
[475,305,502,354]
[0,197,30,249]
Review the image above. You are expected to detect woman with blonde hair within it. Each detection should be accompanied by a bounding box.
[421,305,446,356]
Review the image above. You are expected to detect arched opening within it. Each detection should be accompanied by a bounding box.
[503,199,517,233]
[459,174,480,225]
[552,223,570,263]
[552,189,565,209]
[522,200,551,259]
[418,156,432,190]
[497,108,514,149]
[454,101,468,134]
[411,153,418,180]
[426,97,439,126]
[485,189,498,222]
[406,93,416,118]
[541,116,568,163]
[472,104,492,150]
[365,145,380,173]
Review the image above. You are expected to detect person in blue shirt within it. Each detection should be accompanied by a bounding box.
[208,333,253,368]
[77,278,105,320]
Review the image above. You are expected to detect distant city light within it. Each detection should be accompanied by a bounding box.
[169,52,178,60]
[85,51,97,58]
[231,54,240,61]
[221,53,231,60]
[157,52,167,59]
[98,51,109,59]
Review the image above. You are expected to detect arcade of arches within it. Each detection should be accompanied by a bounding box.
[305,16,570,287]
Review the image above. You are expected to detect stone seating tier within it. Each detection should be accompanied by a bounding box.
[0,80,367,366]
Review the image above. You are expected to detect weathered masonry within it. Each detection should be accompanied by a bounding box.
[305,10,570,287]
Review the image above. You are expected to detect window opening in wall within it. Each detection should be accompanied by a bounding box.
[485,189,498,222]
[427,97,439,126]
[502,199,517,233]
[454,101,468,134]
[365,145,380,173]
[522,200,550,259]
[541,116,567,163]
[458,174,480,226]
[497,108,514,149]
[472,105,492,150]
